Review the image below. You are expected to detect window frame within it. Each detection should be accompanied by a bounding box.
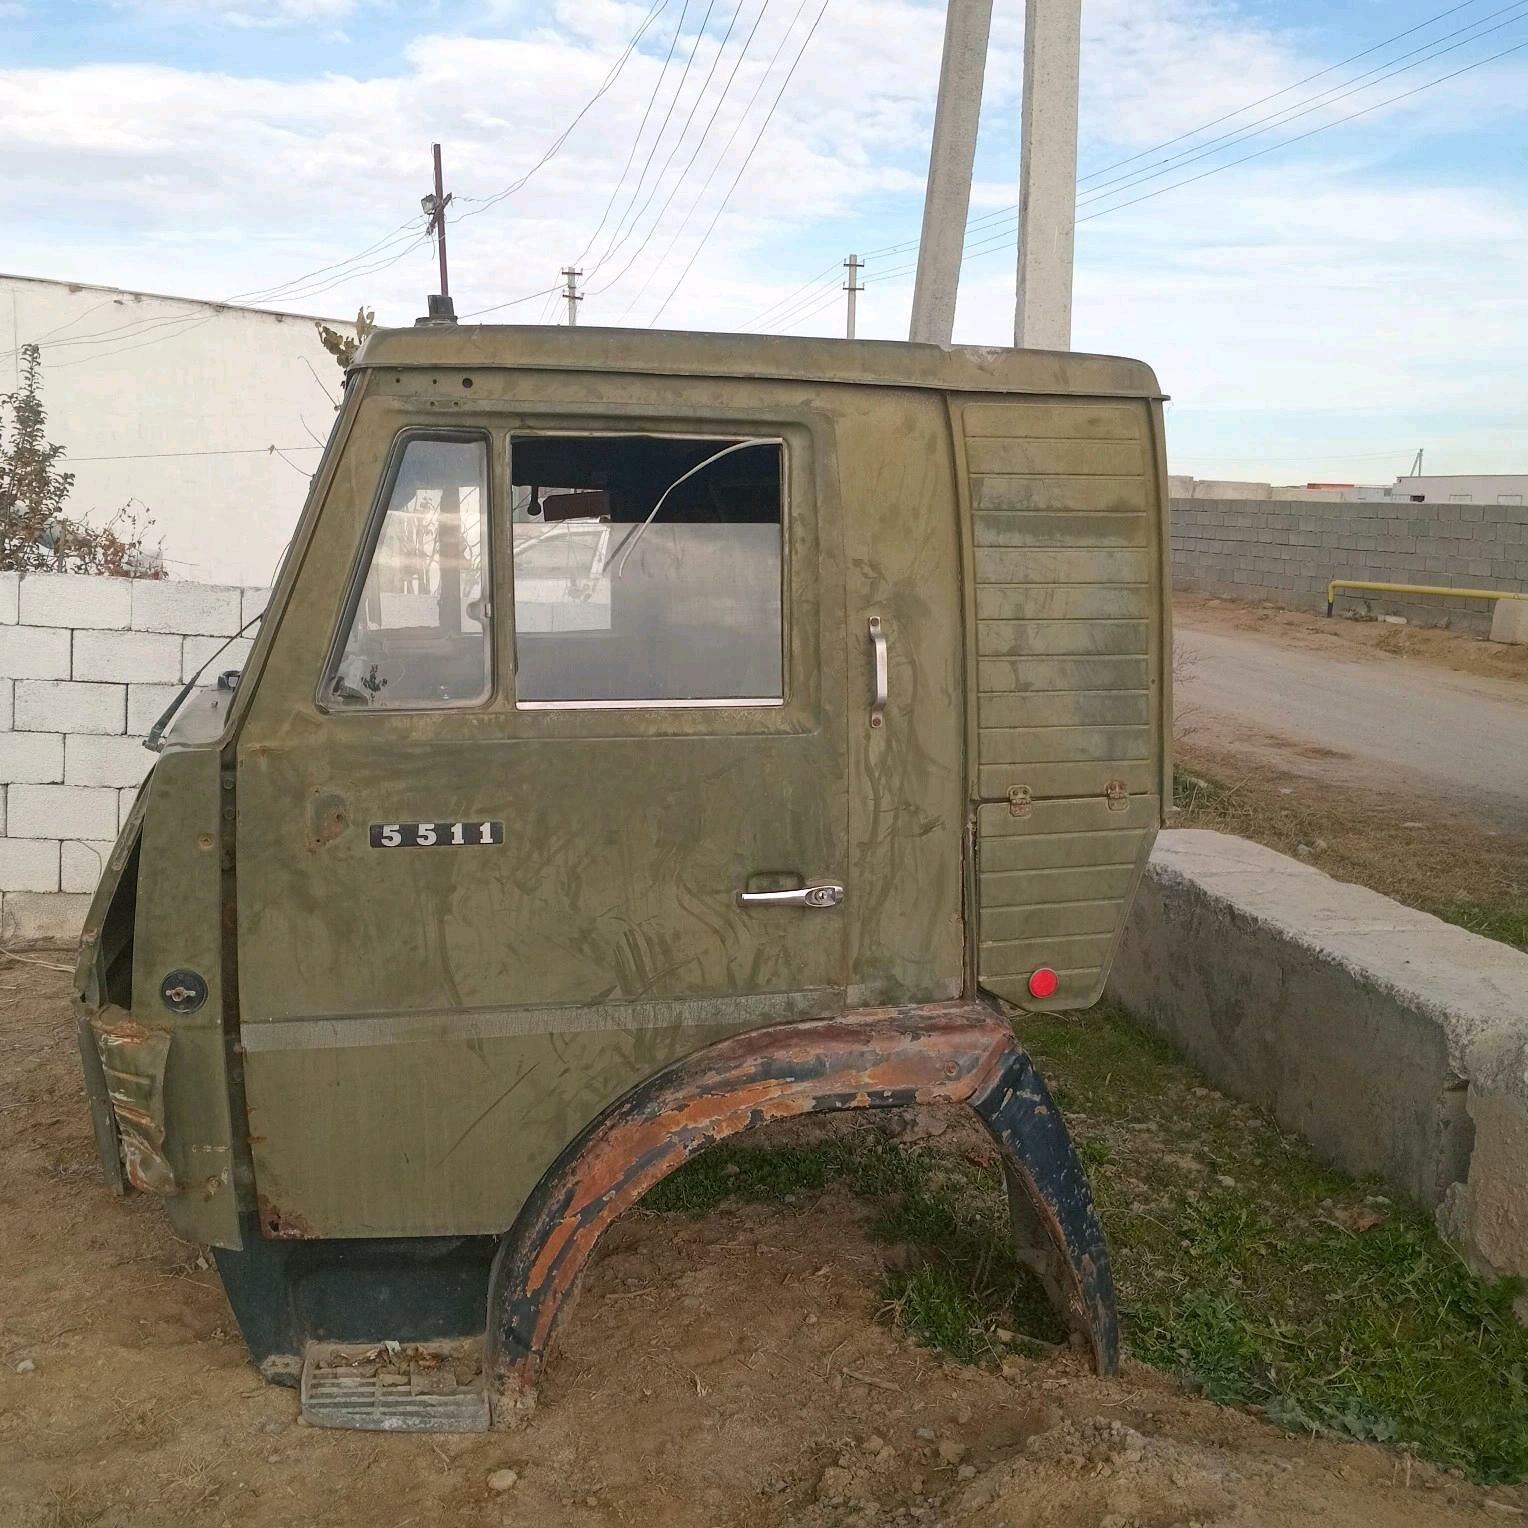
[505,427,790,713]
[315,425,495,716]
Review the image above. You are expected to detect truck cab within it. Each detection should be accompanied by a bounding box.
[75,325,1169,1429]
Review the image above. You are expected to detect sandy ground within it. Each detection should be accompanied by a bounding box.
[1173,597,1528,832]
[4,958,1526,1527]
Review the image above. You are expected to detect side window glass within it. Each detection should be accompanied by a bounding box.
[509,434,784,705]
[326,435,490,709]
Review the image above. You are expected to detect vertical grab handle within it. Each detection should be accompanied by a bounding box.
[868,615,887,729]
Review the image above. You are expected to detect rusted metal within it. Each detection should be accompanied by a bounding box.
[91,1012,177,1195]
[257,1194,317,1241]
[484,1001,1119,1404]
[1007,785,1032,818]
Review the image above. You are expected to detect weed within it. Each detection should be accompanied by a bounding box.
[642,1004,1528,1483]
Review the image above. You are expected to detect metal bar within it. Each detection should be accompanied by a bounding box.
[1326,578,1528,617]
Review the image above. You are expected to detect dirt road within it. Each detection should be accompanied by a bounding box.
[4,959,1525,1527]
[1174,607,1528,830]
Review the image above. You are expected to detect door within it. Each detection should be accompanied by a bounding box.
[233,391,849,1238]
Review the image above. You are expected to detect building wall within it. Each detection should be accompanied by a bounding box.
[0,571,267,943]
[1171,496,1528,634]
[1390,475,1528,505]
[1,273,353,587]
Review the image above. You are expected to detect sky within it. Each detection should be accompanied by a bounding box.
[3,0,1527,483]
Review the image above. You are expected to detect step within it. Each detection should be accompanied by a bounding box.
[300,1339,490,1432]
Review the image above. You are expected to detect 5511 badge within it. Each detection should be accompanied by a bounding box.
[369,821,504,849]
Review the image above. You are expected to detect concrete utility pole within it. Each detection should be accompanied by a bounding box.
[843,254,863,339]
[420,142,456,322]
[909,0,994,345]
[1014,0,1081,350]
[561,267,583,327]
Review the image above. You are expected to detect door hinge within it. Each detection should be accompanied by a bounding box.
[1007,785,1032,818]
[1105,780,1129,812]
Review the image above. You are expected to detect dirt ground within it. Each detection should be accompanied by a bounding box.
[1174,592,1528,687]
[5,960,1527,1527]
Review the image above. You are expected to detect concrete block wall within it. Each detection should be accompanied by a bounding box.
[1171,496,1528,636]
[0,572,267,944]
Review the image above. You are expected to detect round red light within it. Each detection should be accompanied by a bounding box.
[1028,967,1059,1000]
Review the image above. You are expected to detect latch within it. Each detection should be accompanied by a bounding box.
[1007,785,1032,818]
[1105,780,1129,812]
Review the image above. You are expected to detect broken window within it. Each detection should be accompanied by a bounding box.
[509,433,784,706]
[326,434,491,709]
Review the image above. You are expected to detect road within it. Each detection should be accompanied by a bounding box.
[1174,620,1528,830]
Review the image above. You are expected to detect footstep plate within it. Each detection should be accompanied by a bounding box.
[300,1340,490,1432]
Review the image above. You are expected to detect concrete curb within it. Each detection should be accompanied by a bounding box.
[1107,829,1528,1285]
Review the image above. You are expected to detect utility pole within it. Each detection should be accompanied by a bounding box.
[844,254,863,339]
[420,142,455,323]
[909,0,994,345]
[561,267,583,327]
[1014,0,1081,350]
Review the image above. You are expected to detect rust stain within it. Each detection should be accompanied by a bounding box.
[257,1194,316,1240]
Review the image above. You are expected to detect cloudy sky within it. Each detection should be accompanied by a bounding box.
[4,0,1527,482]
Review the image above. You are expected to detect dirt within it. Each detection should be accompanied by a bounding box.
[4,959,1527,1527]
[1175,592,1528,687]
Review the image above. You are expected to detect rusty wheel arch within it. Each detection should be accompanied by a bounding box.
[484,1000,1118,1407]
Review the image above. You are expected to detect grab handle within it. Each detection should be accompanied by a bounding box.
[868,616,887,730]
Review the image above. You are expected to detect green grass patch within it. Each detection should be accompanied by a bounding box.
[641,1003,1528,1483]
[1438,900,1528,952]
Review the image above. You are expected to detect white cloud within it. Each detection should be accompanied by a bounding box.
[4,0,1527,478]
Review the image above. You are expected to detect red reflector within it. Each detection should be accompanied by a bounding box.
[1028,967,1059,1000]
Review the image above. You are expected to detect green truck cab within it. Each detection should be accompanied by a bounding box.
[74,324,1170,1430]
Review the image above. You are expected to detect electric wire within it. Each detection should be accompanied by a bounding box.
[647,0,832,326]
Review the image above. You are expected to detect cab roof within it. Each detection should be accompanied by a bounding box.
[353,324,1163,401]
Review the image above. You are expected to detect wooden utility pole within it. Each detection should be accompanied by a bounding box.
[844,254,863,339]
[421,143,455,321]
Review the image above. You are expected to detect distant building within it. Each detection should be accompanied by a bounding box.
[1,273,356,586]
[1169,473,1528,505]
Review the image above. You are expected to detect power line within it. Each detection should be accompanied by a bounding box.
[460,284,566,320]
[647,0,832,326]
[599,0,770,308]
[1077,34,1528,223]
[569,0,692,270]
[62,444,322,463]
[586,0,714,280]
[455,0,676,223]
[1074,0,1528,210]
[735,258,840,329]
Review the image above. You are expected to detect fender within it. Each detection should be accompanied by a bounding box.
[485,1000,1118,1405]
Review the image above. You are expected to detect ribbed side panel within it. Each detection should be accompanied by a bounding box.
[962,400,1163,1010]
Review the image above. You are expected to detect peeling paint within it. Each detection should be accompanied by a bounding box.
[91,1013,177,1196]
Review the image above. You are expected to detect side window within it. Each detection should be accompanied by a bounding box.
[509,433,784,706]
[325,434,491,709]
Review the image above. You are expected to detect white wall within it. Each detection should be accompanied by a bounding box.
[1,273,354,586]
[1391,475,1528,504]
[0,570,268,943]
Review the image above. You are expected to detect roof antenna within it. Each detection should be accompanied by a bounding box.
[417,142,457,326]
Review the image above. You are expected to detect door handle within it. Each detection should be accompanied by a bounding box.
[737,883,845,909]
[868,615,887,729]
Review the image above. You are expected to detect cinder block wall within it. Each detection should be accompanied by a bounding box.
[1171,497,1528,635]
[0,572,267,943]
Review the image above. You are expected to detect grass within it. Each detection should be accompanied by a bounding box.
[644,1004,1528,1484]
[1173,758,1528,953]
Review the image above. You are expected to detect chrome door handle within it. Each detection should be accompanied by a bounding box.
[868,615,887,729]
[737,883,845,909]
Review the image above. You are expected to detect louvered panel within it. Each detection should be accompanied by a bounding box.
[979,691,1151,728]
[962,403,1140,439]
[974,584,1150,621]
[963,393,1161,1011]
[965,439,1145,477]
[972,476,1149,514]
[974,511,1149,548]
[978,619,1150,657]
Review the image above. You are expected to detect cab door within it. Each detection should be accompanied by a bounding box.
[232,385,849,1238]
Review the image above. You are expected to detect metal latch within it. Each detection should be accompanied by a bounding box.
[1007,786,1032,818]
[1105,780,1129,812]
[737,883,845,909]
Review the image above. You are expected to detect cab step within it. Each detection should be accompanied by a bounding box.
[299,1339,490,1432]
